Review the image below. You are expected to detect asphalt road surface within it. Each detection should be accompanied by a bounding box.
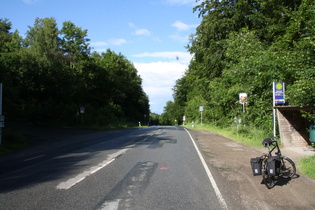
[0,126,226,210]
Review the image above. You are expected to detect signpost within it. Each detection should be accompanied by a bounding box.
[273,82,285,138]
[199,106,203,126]
[239,93,247,112]
[273,82,285,104]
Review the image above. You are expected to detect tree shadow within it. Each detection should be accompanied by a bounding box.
[0,126,178,193]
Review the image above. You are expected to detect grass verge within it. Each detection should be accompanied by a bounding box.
[0,127,29,155]
[298,156,315,180]
[183,123,271,147]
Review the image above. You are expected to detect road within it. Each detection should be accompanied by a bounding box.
[0,126,226,210]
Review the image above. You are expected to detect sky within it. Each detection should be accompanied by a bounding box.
[0,0,201,114]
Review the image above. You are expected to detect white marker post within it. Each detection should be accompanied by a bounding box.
[199,106,204,126]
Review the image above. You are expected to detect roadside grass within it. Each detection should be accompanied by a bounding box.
[298,156,315,180]
[0,127,29,155]
[183,123,271,147]
[182,122,315,180]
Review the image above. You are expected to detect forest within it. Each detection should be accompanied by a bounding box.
[161,0,315,134]
[0,17,150,128]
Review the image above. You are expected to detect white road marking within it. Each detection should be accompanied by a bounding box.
[99,199,121,210]
[184,128,229,210]
[56,148,129,190]
[24,155,45,162]
[56,131,156,190]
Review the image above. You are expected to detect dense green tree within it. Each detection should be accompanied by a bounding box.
[60,21,91,68]
[0,17,150,127]
[171,0,315,130]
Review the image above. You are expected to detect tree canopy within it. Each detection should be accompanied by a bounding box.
[0,17,150,127]
[166,0,315,129]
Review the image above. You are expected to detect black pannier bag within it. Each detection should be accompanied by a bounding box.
[250,157,262,176]
[267,156,281,176]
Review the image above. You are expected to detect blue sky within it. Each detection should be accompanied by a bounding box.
[1,0,201,114]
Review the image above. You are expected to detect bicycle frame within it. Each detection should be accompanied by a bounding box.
[258,138,296,188]
[266,140,282,157]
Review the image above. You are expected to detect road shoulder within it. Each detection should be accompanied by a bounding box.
[189,129,315,210]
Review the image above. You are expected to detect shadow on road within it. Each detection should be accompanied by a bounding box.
[0,125,177,193]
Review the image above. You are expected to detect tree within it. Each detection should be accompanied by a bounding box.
[24,17,60,60]
[60,21,91,68]
[171,0,315,131]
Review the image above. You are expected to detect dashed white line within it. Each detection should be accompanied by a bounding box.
[24,155,45,162]
[56,131,158,190]
[56,148,128,190]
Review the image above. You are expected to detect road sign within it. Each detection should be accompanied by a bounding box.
[239,93,247,104]
[199,106,204,112]
[80,106,85,114]
[273,82,285,104]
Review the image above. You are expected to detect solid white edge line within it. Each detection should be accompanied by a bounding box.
[184,128,229,210]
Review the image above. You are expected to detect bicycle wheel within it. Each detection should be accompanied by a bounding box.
[262,160,276,189]
[280,156,296,178]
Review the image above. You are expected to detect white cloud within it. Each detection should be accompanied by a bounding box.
[129,22,151,36]
[108,38,127,46]
[91,39,126,47]
[135,29,151,36]
[172,21,198,31]
[133,51,192,64]
[90,41,108,47]
[172,21,189,31]
[134,61,188,114]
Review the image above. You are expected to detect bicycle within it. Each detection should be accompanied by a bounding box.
[250,138,296,189]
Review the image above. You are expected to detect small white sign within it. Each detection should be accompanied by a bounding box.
[239,93,247,104]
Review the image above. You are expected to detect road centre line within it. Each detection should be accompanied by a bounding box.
[24,155,46,162]
[56,148,129,190]
[57,131,157,190]
[184,128,228,210]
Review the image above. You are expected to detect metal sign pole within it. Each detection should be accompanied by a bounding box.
[201,111,203,127]
[272,82,276,138]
